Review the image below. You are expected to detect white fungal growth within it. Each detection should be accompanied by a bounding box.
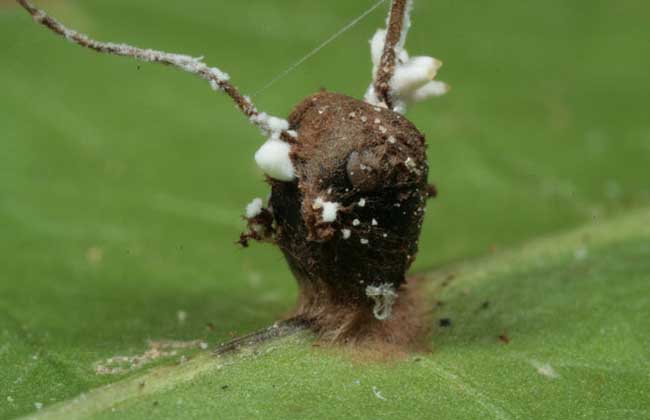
[365,10,449,114]
[391,56,442,94]
[342,229,352,239]
[408,80,450,102]
[254,139,296,182]
[358,198,367,207]
[360,238,369,245]
[250,112,291,139]
[365,283,398,320]
[313,198,340,223]
[245,198,264,218]
[353,219,361,226]
[372,218,378,226]
[370,29,387,74]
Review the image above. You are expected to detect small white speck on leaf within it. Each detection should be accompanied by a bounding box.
[34,402,43,410]
[574,247,588,260]
[372,386,387,401]
[86,246,104,265]
[531,360,560,379]
[177,310,187,324]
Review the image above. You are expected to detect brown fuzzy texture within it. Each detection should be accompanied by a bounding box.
[306,277,432,353]
[265,91,430,346]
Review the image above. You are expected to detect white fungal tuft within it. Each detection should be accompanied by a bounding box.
[365,8,448,113]
[352,219,361,226]
[407,81,450,102]
[358,198,367,207]
[342,229,352,240]
[391,56,442,94]
[245,198,264,218]
[370,29,387,70]
[365,283,398,320]
[254,139,296,181]
[313,198,340,223]
[360,238,369,245]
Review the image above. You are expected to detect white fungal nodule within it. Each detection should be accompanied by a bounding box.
[254,139,296,182]
[313,197,340,223]
[245,197,264,218]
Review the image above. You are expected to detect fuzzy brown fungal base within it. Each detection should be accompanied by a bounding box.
[265,91,431,344]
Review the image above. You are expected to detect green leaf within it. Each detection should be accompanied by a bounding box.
[21,208,650,420]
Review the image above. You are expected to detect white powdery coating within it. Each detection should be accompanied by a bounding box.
[39,14,235,91]
[250,112,290,139]
[254,139,296,181]
[365,283,398,320]
[245,198,264,218]
[313,197,340,223]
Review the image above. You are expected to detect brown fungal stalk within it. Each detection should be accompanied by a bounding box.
[16,0,448,349]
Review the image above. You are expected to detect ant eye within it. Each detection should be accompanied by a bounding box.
[346,149,383,192]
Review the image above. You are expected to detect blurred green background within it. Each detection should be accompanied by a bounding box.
[1,0,649,418]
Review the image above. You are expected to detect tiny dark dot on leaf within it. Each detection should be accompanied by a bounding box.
[439,318,452,328]
[221,385,229,390]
